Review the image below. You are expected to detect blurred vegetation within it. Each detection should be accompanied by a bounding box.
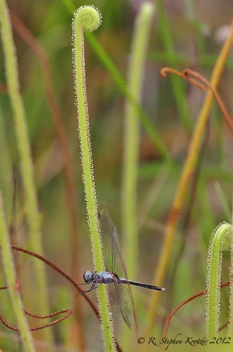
[0,0,233,351]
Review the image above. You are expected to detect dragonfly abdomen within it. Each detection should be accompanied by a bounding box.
[118,278,165,291]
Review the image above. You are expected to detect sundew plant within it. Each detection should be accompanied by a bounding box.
[0,0,233,351]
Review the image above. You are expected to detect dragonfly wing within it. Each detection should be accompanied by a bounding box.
[114,283,132,329]
[98,209,133,328]
[106,282,132,329]
[98,209,127,279]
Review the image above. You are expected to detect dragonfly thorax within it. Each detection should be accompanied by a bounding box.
[83,270,94,283]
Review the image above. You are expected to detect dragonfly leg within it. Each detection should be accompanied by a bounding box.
[75,281,98,296]
[76,282,91,286]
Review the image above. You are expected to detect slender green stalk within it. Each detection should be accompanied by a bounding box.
[122,1,154,285]
[206,223,232,339]
[154,0,191,129]
[0,0,53,347]
[72,6,115,351]
[0,193,35,352]
[121,4,154,346]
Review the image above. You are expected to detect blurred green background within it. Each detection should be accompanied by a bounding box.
[0,0,233,351]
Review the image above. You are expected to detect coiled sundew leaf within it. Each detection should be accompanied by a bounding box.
[206,222,232,339]
[74,5,101,32]
[72,6,115,351]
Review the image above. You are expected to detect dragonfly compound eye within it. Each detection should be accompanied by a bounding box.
[83,270,93,282]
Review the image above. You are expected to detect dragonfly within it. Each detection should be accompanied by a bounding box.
[76,209,165,328]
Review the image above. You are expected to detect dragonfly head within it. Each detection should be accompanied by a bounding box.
[83,270,94,283]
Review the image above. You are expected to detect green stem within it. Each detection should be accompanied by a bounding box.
[206,223,232,339]
[0,193,35,352]
[72,6,115,351]
[122,4,154,346]
[0,0,53,347]
[122,1,154,287]
[154,0,191,129]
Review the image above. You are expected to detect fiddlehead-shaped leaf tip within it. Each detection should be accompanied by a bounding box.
[206,222,232,338]
[74,5,102,32]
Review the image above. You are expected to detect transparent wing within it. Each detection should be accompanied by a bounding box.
[114,283,131,328]
[107,281,131,328]
[98,209,132,328]
[98,209,127,279]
